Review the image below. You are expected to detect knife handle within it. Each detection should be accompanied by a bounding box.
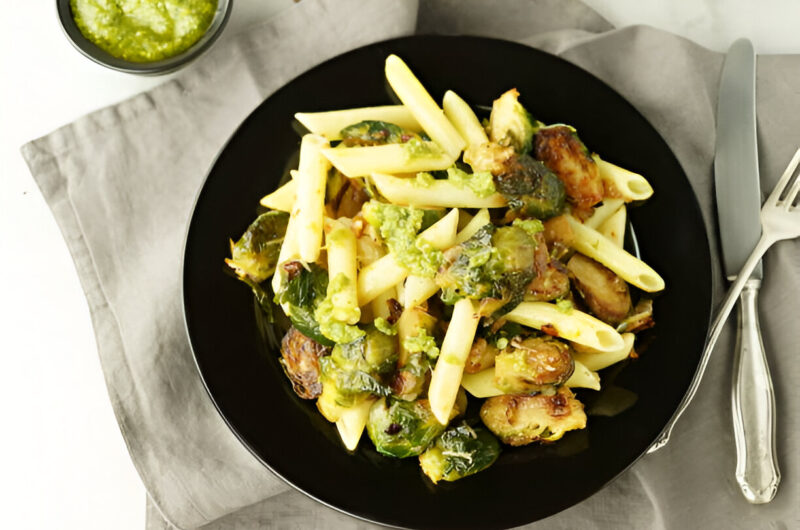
[732,278,780,503]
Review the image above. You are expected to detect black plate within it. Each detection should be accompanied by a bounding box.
[183,36,712,529]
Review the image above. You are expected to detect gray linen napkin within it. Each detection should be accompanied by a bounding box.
[22,0,800,528]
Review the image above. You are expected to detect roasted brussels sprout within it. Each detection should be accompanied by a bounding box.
[533,125,603,210]
[567,253,632,325]
[526,232,570,302]
[326,170,371,219]
[464,338,500,374]
[436,224,536,314]
[488,89,542,154]
[330,326,398,376]
[225,210,289,283]
[493,336,574,393]
[480,387,587,446]
[366,397,446,458]
[340,120,422,146]
[274,261,332,346]
[280,327,331,399]
[616,298,655,333]
[419,422,501,484]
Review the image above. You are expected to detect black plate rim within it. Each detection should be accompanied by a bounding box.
[181,34,714,529]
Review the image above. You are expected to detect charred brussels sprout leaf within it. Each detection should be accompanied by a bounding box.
[331,326,398,376]
[275,262,332,346]
[489,89,542,155]
[436,225,536,314]
[419,422,501,483]
[340,120,422,147]
[533,125,603,209]
[280,327,330,399]
[494,154,566,220]
[367,398,446,458]
[226,211,289,283]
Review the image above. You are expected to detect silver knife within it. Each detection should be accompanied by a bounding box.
[714,38,780,504]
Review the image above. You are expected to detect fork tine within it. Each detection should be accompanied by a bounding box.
[766,147,800,206]
[784,165,800,210]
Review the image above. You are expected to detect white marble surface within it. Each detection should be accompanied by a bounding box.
[0,1,797,529]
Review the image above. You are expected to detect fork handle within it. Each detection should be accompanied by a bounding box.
[648,233,774,453]
[732,279,780,503]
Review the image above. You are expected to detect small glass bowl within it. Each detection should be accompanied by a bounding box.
[56,0,233,75]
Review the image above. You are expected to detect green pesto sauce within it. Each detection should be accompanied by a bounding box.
[70,0,218,63]
[363,201,443,278]
[403,329,440,359]
[315,274,364,344]
[374,317,398,336]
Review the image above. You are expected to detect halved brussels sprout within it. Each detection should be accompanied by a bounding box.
[480,387,587,446]
[340,120,422,146]
[567,253,632,325]
[493,336,574,394]
[366,397,445,458]
[226,210,289,283]
[488,89,542,154]
[419,422,501,484]
[280,327,331,399]
[533,125,603,209]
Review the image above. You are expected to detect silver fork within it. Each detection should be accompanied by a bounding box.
[650,147,800,454]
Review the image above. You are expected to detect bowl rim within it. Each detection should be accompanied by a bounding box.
[55,0,233,75]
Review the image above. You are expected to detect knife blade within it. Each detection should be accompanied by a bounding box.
[714,38,780,504]
[715,38,761,278]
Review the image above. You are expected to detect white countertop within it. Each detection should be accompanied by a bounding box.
[1,1,798,528]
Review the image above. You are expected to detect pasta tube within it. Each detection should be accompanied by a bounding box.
[259,178,296,212]
[442,90,489,147]
[564,360,601,390]
[322,143,455,178]
[335,398,374,451]
[324,218,360,324]
[598,205,627,248]
[294,135,330,263]
[505,302,625,352]
[295,105,422,140]
[385,55,466,159]
[584,198,624,229]
[454,208,491,244]
[357,209,459,306]
[429,299,480,424]
[271,210,300,295]
[371,173,506,209]
[573,332,635,371]
[564,215,665,292]
[593,155,654,201]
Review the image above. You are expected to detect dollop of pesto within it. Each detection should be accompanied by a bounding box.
[446,167,496,198]
[362,201,444,277]
[374,317,398,336]
[70,0,218,63]
[403,329,440,359]
[314,274,364,344]
[511,218,544,237]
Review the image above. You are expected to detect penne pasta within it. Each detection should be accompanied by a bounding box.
[357,254,408,307]
[564,360,601,390]
[442,90,489,147]
[564,215,665,292]
[295,105,422,140]
[454,208,491,244]
[322,143,455,178]
[598,204,627,248]
[324,217,361,324]
[271,209,300,295]
[371,173,507,209]
[259,177,296,212]
[335,398,374,451]
[294,135,331,263]
[505,302,625,352]
[584,198,624,229]
[573,332,635,371]
[357,209,459,306]
[593,155,654,202]
[385,55,466,159]
[429,299,480,424]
